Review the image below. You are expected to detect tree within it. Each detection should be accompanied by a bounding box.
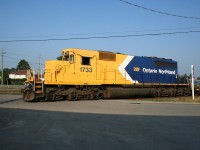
[177,74,189,84]
[56,56,62,60]
[16,59,30,70]
[0,68,13,84]
[197,77,200,80]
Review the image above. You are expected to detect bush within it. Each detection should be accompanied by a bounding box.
[10,79,27,85]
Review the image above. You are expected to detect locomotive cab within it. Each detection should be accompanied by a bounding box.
[43,48,103,100]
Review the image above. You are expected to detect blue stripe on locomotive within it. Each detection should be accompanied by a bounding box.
[125,56,178,84]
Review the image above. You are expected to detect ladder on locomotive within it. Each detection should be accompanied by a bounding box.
[34,80,43,94]
[27,69,44,95]
[34,69,44,96]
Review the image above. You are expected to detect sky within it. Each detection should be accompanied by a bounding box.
[0,0,200,77]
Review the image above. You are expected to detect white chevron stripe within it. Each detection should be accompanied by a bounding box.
[118,56,138,83]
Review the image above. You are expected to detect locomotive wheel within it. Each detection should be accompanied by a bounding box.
[45,91,54,101]
[92,88,103,100]
[23,90,35,102]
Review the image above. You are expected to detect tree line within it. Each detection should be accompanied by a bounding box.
[0,59,30,84]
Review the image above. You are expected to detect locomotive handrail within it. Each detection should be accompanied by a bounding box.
[33,69,35,92]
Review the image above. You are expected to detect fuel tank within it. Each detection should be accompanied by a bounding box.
[103,87,154,99]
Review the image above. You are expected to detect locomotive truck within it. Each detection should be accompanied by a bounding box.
[23,48,191,102]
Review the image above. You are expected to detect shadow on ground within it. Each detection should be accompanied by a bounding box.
[0,108,200,150]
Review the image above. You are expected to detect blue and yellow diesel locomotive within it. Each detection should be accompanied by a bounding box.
[23,48,190,101]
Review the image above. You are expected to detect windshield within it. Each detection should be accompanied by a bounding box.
[63,52,69,61]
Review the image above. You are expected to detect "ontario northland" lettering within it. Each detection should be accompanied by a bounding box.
[142,68,176,75]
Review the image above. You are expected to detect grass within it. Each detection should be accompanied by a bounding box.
[0,85,23,95]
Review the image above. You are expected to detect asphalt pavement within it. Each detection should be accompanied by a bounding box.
[0,95,22,104]
[0,95,200,150]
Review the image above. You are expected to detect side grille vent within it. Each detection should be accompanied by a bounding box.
[99,52,116,61]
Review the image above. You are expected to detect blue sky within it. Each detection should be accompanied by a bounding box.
[0,0,200,76]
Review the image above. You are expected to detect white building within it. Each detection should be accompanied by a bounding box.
[9,70,27,79]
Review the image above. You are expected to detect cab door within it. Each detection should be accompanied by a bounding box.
[69,52,75,74]
[61,51,75,83]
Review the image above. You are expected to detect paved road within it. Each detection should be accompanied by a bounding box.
[0,95,200,150]
[0,95,22,104]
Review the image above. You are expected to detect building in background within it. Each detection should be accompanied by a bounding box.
[9,70,27,79]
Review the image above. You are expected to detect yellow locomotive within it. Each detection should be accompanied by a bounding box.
[23,48,190,101]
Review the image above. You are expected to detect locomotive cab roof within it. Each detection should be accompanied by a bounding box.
[61,48,175,62]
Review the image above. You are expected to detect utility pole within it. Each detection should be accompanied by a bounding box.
[191,65,195,100]
[39,55,41,71]
[1,48,6,87]
[38,55,41,78]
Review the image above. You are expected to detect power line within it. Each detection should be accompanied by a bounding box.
[4,60,20,64]
[4,55,23,61]
[4,55,45,65]
[120,0,200,20]
[0,30,199,43]
[6,51,42,59]
[5,50,49,61]
[1,27,200,39]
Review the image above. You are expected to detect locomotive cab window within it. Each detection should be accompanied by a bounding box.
[81,57,91,65]
[69,54,74,63]
[63,52,69,61]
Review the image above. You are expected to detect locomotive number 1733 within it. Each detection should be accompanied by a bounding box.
[80,67,92,72]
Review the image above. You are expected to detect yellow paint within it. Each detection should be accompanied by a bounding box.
[26,69,34,82]
[44,48,132,85]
